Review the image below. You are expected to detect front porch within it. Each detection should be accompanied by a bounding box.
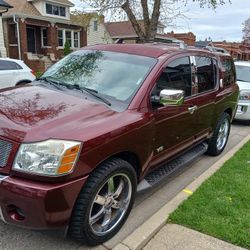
[5,17,86,72]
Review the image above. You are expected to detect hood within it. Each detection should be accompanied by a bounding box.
[0,85,117,142]
[237,80,250,91]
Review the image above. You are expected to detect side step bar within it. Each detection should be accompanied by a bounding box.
[137,143,208,193]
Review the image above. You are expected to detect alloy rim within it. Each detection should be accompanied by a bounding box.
[216,119,229,151]
[89,173,132,236]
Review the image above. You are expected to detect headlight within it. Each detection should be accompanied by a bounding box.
[239,90,250,101]
[13,140,82,176]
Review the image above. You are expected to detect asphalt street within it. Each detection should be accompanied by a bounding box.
[0,121,249,250]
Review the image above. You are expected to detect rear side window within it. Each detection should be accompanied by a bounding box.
[0,60,22,70]
[155,57,192,97]
[221,58,236,86]
[195,56,216,93]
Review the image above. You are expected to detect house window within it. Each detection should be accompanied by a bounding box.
[66,30,72,47]
[41,28,48,47]
[93,20,98,31]
[46,3,66,17]
[57,30,80,48]
[58,30,63,47]
[74,32,79,48]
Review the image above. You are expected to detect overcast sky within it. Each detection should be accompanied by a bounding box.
[71,0,249,42]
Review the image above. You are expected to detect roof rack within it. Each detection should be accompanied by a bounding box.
[115,38,188,50]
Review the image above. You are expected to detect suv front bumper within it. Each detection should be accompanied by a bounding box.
[235,102,250,121]
[0,175,88,229]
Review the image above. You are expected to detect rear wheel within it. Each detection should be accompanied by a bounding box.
[68,158,136,245]
[207,112,231,156]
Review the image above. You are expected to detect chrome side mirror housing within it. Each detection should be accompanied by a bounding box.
[159,89,184,106]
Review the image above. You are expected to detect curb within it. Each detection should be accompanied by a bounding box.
[113,135,250,250]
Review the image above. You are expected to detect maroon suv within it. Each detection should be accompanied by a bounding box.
[0,44,238,245]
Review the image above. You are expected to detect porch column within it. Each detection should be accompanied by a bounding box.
[19,18,27,60]
[47,22,57,52]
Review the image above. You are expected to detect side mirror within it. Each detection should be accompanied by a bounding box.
[160,89,184,106]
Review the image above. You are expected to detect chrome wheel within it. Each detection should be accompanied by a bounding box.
[89,173,132,236]
[216,118,229,151]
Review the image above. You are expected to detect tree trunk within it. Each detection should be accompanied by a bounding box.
[147,0,161,41]
[141,0,150,38]
[121,0,145,41]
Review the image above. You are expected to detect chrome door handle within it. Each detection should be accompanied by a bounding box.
[188,105,198,114]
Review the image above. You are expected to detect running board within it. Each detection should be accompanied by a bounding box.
[137,143,208,193]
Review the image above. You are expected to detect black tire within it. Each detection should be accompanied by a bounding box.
[68,158,137,246]
[207,112,231,156]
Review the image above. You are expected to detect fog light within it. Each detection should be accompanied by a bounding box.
[7,205,25,221]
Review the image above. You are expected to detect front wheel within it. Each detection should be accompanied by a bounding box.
[207,112,231,156]
[68,158,137,245]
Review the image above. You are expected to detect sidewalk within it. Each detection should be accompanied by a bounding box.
[143,224,246,250]
[113,134,250,250]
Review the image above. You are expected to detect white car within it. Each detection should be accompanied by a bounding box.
[234,61,250,121]
[0,58,36,89]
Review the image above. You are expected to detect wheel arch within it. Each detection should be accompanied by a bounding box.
[99,151,142,180]
[15,80,32,86]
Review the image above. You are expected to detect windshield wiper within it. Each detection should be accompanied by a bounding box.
[37,77,68,90]
[70,84,111,106]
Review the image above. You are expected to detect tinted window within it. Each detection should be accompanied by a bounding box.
[0,60,22,70]
[155,57,192,97]
[235,65,250,82]
[222,59,236,86]
[196,56,216,93]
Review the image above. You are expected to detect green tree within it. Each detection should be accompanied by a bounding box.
[82,0,230,42]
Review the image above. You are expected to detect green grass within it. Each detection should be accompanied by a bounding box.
[169,141,250,249]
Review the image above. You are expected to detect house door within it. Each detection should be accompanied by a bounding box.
[27,28,36,53]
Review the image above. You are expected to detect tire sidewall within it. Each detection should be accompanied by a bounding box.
[69,159,137,245]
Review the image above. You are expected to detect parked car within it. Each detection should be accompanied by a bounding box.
[233,61,250,121]
[0,58,35,88]
[0,44,238,245]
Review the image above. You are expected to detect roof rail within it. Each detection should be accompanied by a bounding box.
[115,38,188,49]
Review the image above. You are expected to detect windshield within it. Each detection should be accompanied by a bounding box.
[235,65,250,82]
[42,50,157,103]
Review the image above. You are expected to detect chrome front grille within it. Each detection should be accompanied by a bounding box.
[0,140,12,167]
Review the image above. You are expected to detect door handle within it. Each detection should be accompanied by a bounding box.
[188,105,198,114]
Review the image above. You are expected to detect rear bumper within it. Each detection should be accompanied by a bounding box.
[0,175,88,229]
[234,102,250,121]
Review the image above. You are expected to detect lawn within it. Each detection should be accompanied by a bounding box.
[169,141,250,249]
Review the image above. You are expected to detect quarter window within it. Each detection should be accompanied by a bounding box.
[195,56,216,93]
[154,57,192,97]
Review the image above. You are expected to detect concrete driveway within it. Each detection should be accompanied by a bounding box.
[0,122,249,250]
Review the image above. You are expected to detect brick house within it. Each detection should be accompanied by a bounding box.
[166,31,196,46]
[2,0,87,72]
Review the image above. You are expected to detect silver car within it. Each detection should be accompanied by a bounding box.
[235,61,250,121]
